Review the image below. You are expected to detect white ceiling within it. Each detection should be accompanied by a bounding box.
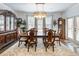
[5,3,76,13]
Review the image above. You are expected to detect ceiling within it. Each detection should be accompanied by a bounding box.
[5,3,76,13]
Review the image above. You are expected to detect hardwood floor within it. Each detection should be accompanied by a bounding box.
[0,41,17,54]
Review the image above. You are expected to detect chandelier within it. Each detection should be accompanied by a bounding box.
[33,3,47,19]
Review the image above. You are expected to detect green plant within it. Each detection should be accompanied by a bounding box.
[16,18,22,27]
[21,20,26,32]
[17,18,26,32]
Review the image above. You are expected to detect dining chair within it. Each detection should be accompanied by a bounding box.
[43,28,49,44]
[18,28,28,47]
[44,29,55,52]
[27,30,37,52]
[55,30,62,46]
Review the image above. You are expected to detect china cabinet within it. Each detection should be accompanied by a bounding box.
[0,10,17,49]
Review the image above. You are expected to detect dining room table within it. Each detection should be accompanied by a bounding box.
[19,32,61,46]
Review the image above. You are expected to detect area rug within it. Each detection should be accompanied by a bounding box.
[0,38,78,56]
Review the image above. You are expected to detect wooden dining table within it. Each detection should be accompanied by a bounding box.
[19,34,59,38]
[19,33,60,45]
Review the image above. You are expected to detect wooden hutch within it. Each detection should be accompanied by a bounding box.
[0,10,17,49]
[58,17,65,41]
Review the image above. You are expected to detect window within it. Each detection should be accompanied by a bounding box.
[67,18,74,39]
[28,16,35,30]
[75,17,79,41]
[45,16,52,29]
[37,19,43,35]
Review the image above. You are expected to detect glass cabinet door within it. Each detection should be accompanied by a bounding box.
[0,15,4,31]
[6,16,10,31]
[14,19,17,29]
[11,16,14,30]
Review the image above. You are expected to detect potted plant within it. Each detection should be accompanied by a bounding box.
[16,18,22,27]
[20,20,26,32]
